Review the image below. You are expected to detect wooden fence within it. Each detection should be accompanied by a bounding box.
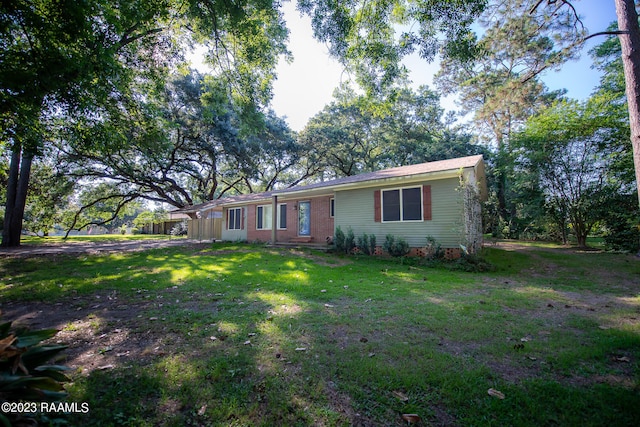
[187,217,222,241]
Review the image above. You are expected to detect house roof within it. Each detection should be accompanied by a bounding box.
[175,191,275,214]
[174,155,485,213]
[278,155,484,196]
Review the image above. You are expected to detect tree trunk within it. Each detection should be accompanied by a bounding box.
[615,0,640,205]
[1,147,33,247]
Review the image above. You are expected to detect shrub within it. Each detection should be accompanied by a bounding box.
[357,233,377,255]
[170,222,188,236]
[599,194,640,253]
[452,253,495,272]
[383,234,410,257]
[424,236,443,259]
[369,233,377,255]
[334,226,345,253]
[0,320,70,426]
[344,227,356,254]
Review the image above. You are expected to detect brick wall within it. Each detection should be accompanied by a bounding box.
[245,195,335,243]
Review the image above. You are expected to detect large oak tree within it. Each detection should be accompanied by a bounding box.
[1,0,288,246]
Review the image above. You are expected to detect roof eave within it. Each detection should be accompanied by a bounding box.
[276,168,469,199]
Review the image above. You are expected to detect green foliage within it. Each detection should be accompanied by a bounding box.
[133,210,168,231]
[333,226,356,254]
[344,227,356,254]
[298,0,486,93]
[513,97,630,248]
[0,320,70,426]
[61,183,143,235]
[22,161,74,237]
[60,72,302,209]
[424,235,443,259]
[2,243,640,425]
[1,0,290,246]
[598,193,640,253]
[435,0,584,237]
[170,222,188,236]
[299,84,485,179]
[382,234,409,257]
[334,226,345,253]
[356,233,377,255]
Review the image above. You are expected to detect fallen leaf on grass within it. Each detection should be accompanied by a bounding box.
[615,356,631,363]
[488,388,505,399]
[198,405,207,416]
[393,390,409,402]
[401,413,421,424]
[98,364,114,370]
[295,347,307,352]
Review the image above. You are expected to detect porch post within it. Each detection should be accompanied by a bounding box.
[271,194,277,244]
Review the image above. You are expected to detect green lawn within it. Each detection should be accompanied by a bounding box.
[1,243,638,426]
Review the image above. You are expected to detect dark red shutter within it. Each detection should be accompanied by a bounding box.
[374,190,381,222]
[423,185,432,221]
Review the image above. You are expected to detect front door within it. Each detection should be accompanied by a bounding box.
[298,201,311,236]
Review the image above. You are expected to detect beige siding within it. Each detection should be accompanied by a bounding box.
[334,177,464,248]
[221,207,248,241]
[187,217,222,241]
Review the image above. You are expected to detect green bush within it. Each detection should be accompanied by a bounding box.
[334,226,345,253]
[600,194,640,253]
[424,236,444,259]
[383,234,410,257]
[356,233,377,255]
[0,320,70,426]
[334,226,356,254]
[344,227,356,254]
[170,222,188,236]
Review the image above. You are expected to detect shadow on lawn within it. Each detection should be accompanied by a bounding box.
[2,245,640,426]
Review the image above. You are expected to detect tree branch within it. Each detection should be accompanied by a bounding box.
[64,193,140,238]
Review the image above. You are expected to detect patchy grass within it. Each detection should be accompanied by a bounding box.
[1,242,639,426]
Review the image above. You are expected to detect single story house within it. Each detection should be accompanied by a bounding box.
[175,155,486,257]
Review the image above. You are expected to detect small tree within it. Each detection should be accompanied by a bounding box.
[514,98,626,248]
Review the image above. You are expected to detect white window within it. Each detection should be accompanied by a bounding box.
[228,207,243,230]
[382,187,422,222]
[256,205,273,230]
[278,204,287,229]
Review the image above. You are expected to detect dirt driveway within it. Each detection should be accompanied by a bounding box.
[0,238,210,257]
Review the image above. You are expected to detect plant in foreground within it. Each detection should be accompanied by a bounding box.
[0,316,70,426]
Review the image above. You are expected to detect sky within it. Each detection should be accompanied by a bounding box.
[269,0,619,132]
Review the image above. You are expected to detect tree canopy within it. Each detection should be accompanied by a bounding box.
[1,0,289,245]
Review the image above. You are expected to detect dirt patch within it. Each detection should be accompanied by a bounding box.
[0,286,222,376]
[0,239,210,258]
[286,248,352,267]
